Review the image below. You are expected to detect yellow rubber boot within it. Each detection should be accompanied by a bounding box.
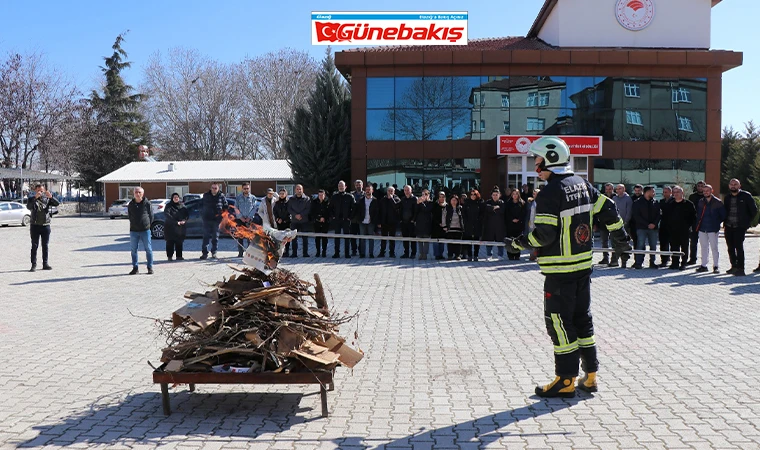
[578,372,598,393]
[535,376,576,398]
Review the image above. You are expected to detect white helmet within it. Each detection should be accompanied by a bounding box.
[529,136,572,175]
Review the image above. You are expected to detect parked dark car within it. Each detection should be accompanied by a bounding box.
[150,198,236,239]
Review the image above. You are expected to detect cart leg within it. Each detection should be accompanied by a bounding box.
[320,385,328,418]
[160,383,171,416]
[189,383,195,392]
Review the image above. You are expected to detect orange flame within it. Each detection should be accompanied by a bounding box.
[219,211,280,267]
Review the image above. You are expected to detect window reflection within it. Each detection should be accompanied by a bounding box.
[366,159,481,196]
[593,158,705,193]
[366,77,708,142]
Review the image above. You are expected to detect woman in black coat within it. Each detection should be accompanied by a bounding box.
[504,189,526,260]
[482,187,507,260]
[462,189,484,261]
[164,193,189,260]
[431,190,449,260]
[414,189,434,260]
[445,195,465,260]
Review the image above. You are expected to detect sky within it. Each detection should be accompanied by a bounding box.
[0,0,755,131]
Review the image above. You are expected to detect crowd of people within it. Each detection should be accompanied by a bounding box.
[26,178,757,276]
[131,178,758,276]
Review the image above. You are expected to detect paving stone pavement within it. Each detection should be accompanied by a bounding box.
[1,216,759,449]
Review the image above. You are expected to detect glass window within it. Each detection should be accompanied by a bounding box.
[527,92,538,107]
[394,109,424,140]
[395,77,423,109]
[650,110,679,141]
[677,79,706,110]
[527,118,545,131]
[423,77,453,108]
[367,159,481,196]
[0,203,9,211]
[452,109,472,140]
[452,76,484,108]
[166,184,189,199]
[624,82,641,98]
[508,156,522,172]
[672,87,691,104]
[565,77,597,109]
[503,121,510,133]
[480,120,485,132]
[10,203,22,209]
[677,114,693,132]
[424,108,453,140]
[367,78,394,109]
[501,94,510,108]
[650,80,674,109]
[572,156,588,172]
[539,92,550,107]
[367,109,394,140]
[119,185,139,200]
[626,110,643,126]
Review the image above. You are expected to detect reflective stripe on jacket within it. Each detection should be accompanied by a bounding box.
[528,173,624,275]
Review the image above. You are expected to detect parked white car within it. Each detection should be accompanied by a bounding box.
[0,201,31,226]
[150,199,170,214]
[108,199,130,219]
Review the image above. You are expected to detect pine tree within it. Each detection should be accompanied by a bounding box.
[722,122,759,195]
[75,33,150,193]
[284,48,350,192]
[720,126,740,192]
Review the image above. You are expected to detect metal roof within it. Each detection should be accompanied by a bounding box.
[97,160,293,183]
[0,168,79,181]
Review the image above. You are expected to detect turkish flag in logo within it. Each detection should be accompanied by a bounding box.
[315,22,341,42]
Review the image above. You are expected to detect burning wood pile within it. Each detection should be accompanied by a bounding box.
[158,267,363,374]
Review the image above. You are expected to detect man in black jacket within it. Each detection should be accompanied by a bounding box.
[631,185,660,269]
[378,186,401,257]
[330,181,355,258]
[667,186,696,270]
[399,185,418,259]
[350,180,364,256]
[311,190,330,257]
[724,178,758,276]
[687,180,705,265]
[629,184,644,249]
[127,187,154,274]
[658,186,674,267]
[353,184,379,258]
[26,184,60,272]
[200,182,228,260]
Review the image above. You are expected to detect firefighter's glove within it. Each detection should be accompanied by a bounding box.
[610,229,632,256]
[507,234,531,251]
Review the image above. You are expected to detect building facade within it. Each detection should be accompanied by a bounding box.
[335,0,741,195]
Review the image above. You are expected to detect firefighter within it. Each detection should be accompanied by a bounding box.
[509,137,632,398]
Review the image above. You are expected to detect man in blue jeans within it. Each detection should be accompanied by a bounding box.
[200,182,228,259]
[631,185,660,269]
[127,187,154,274]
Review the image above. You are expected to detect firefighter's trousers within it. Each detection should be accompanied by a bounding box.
[543,272,598,377]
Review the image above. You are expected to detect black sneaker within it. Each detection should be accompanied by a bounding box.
[332,254,340,259]
[726,267,737,274]
[400,254,409,259]
[755,265,760,273]
[42,264,52,270]
[168,256,173,261]
[29,264,36,272]
[734,269,746,277]
[608,260,620,267]
[199,254,208,260]
[303,253,310,258]
[713,267,719,274]
[176,257,185,261]
[147,267,154,275]
[597,258,609,266]
[669,264,680,270]
[687,259,697,265]
[631,264,642,270]
[345,254,351,259]
[129,267,139,275]
[237,252,244,258]
[696,266,708,273]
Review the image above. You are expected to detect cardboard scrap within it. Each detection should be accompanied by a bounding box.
[172,296,223,329]
[165,360,184,372]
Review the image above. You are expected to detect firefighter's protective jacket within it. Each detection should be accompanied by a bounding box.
[529,173,624,275]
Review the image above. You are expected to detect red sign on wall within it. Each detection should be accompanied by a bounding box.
[497,135,603,156]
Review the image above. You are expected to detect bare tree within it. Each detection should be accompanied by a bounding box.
[0,51,80,195]
[382,77,470,140]
[142,48,243,160]
[240,48,318,159]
